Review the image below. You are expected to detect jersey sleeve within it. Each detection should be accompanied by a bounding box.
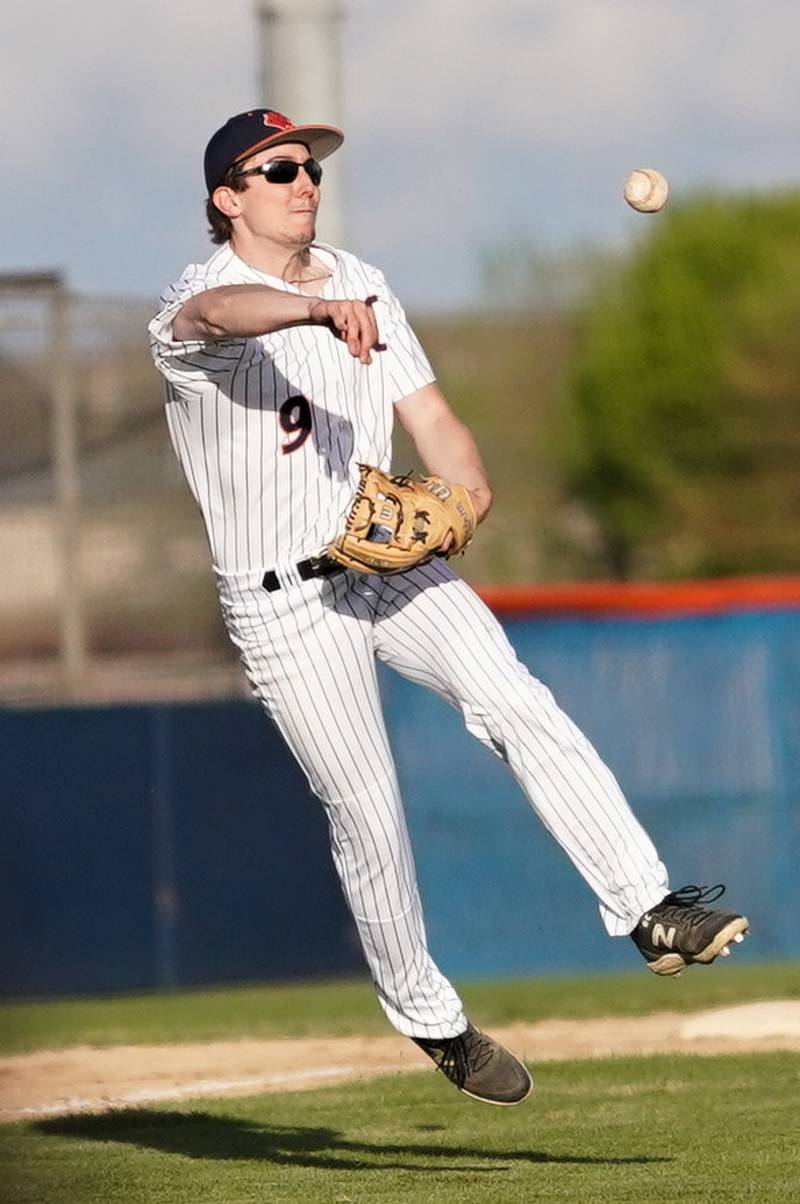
[368,269,437,404]
[148,267,249,385]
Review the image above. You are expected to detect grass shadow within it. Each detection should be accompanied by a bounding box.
[35,1109,671,1172]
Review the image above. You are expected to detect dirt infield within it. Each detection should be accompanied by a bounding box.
[2,1002,799,1123]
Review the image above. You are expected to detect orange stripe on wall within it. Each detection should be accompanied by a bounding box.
[475,575,800,617]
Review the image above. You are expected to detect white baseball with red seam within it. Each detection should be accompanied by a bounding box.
[623,168,670,212]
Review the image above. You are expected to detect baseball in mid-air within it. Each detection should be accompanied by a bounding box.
[623,168,670,213]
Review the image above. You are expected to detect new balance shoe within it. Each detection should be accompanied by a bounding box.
[632,883,750,976]
[413,1021,532,1105]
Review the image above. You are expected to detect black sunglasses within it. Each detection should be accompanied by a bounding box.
[234,158,323,186]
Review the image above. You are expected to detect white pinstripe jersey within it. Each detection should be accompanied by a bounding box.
[148,243,435,577]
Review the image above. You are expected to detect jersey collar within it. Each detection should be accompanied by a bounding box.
[228,244,340,295]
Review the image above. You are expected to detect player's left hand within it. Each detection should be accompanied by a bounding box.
[326,464,477,575]
[467,486,492,524]
[438,488,491,553]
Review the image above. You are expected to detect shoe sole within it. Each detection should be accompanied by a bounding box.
[460,1069,534,1106]
[647,916,750,977]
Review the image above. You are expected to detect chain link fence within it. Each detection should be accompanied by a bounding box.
[0,272,584,704]
[0,275,239,704]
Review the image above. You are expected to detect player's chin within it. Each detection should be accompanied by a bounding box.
[286,215,316,243]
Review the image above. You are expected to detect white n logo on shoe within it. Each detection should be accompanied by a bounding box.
[652,923,677,949]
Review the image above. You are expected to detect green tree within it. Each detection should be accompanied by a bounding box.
[561,193,800,579]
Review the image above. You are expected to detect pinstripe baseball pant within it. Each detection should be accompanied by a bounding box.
[216,558,669,1040]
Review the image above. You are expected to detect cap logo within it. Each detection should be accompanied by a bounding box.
[264,111,294,131]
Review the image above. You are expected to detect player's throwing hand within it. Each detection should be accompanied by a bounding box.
[309,296,381,364]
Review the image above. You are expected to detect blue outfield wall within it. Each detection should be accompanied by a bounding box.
[0,705,363,998]
[386,607,799,979]
[1,605,798,997]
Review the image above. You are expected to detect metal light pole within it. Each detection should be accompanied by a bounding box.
[255,0,347,247]
[48,276,87,692]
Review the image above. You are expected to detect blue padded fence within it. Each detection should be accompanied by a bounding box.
[385,606,799,978]
[1,604,797,997]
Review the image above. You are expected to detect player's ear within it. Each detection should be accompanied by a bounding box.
[212,185,243,219]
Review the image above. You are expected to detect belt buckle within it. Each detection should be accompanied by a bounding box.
[263,557,343,592]
[296,555,334,583]
[308,555,340,579]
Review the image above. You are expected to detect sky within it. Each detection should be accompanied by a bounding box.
[3,0,799,310]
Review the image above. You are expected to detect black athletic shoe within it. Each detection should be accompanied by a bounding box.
[412,1021,532,1105]
[631,884,750,977]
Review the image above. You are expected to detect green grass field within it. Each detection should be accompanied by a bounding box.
[2,1054,797,1203]
[1,963,798,1203]
[3,960,799,1055]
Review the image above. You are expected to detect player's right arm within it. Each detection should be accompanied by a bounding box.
[173,285,379,364]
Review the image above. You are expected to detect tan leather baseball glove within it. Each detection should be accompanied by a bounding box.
[326,464,477,575]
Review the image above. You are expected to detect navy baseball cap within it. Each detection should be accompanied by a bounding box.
[204,108,344,194]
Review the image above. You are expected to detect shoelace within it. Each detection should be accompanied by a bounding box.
[665,884,725,907]
[435,1029,495,1088]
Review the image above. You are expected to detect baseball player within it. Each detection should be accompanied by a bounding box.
[148,109,749,1106]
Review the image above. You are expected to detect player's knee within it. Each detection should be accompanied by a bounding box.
[465,674,571,752]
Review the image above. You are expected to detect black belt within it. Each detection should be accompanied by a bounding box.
[262,556,344,592]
